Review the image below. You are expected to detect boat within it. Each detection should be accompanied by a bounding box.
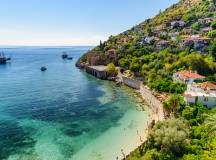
[62,52,68,59]
[40,66,47,72]
[67,57,73,60]
[0,52,11,64]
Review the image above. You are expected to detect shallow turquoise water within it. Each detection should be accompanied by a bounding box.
[0,47,148,160]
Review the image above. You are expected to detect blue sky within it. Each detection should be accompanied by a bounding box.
[0,0,179,46]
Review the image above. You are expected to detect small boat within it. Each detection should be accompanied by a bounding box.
[62,52,68,59]
[0,52,11,64]
[67,57,73,60]
[40,66,47,72]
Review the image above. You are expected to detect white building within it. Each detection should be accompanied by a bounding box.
[184,82,216,108]
[173,70,205,85]
[144,37,155,44]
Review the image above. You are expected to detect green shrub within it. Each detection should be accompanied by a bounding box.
[208,30,216,38]
[211,20,216,29]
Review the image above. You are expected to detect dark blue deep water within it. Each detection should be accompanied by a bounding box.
[0,47,148,160]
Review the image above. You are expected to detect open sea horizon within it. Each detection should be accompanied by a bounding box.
[0,46,149,160]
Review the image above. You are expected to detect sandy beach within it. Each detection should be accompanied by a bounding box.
[116,85,165,160]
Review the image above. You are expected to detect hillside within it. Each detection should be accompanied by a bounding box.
[78,0,216,93]
[77,1,216,159]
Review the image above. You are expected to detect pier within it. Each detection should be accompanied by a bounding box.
[85,65,108,79]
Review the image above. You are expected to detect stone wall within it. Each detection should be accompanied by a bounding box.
[140,85,164,117]
[122,76,142,89]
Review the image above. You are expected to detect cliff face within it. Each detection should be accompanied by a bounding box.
[79,0,216,78]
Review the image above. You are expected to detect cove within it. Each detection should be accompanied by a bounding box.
[0,47,149,160]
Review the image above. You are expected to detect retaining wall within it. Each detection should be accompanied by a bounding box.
[122,76,142,89]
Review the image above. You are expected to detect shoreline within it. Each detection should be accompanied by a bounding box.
[116,86,165,160]
[76,65,165,159]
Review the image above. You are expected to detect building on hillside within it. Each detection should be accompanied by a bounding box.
[163,20,171,27]
[173,15,182,21]
[182,28,194,35]
[185,1,192,7]
[188,82,216,93]
[87,53,101,66]
[181,35,212,51]
[173,70,205,85]
[156,40,169,50]
[144,36,156,44]
[168,32,179,41]
[198,18,212,25]
[117,37,128,44]
[183,82,216,108]
[153,25,164,35]
[171,21,186,29]
[201,27,212,33]
[116,37,128,49]
[107,49,117,61]
[194,37,212,51]
[168,32,180,37]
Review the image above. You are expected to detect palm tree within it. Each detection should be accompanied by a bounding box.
[205,114,216,136]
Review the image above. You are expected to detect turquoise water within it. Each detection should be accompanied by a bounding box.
[0,47,149,160]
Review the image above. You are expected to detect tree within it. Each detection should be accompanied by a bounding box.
[118,58,128,68]
[148,118,190,157]
[205,114,216,136]
[181,53,215,75]
[129,62,140,72]
[210,40,216,61]
[211,20,216,30]
[208,30,216,38]
[163,94,184,113]
[182,106,195,120]
[192,22,200,31]
[106,63,118,76]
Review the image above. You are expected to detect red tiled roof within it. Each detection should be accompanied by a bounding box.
[196,82,216,90]
[182,35,212,41]
[176,71,205,79]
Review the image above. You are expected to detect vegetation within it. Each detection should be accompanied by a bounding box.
[106,63,118,76]
[79,0,216,90]
[127,105,216,160]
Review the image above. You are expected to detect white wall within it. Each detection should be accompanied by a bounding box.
[185,95,216,108]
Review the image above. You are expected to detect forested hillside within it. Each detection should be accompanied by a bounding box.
[79,0,216,93]
[78,0,216,159]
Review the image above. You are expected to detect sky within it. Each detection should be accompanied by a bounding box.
[0,0,179,46]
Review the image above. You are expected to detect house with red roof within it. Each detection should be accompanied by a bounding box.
[188,82,216,93]
[184,82,216,108]
[173,70,205,85]
[181,35,212,51]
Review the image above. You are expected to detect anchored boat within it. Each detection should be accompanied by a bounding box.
[62,52,68,59]
[0,52,11,64]
[40,66,47,72]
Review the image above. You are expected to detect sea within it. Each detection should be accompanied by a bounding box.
[0,46,149,160]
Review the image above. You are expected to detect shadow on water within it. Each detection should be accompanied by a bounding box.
[0,118,36,159]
